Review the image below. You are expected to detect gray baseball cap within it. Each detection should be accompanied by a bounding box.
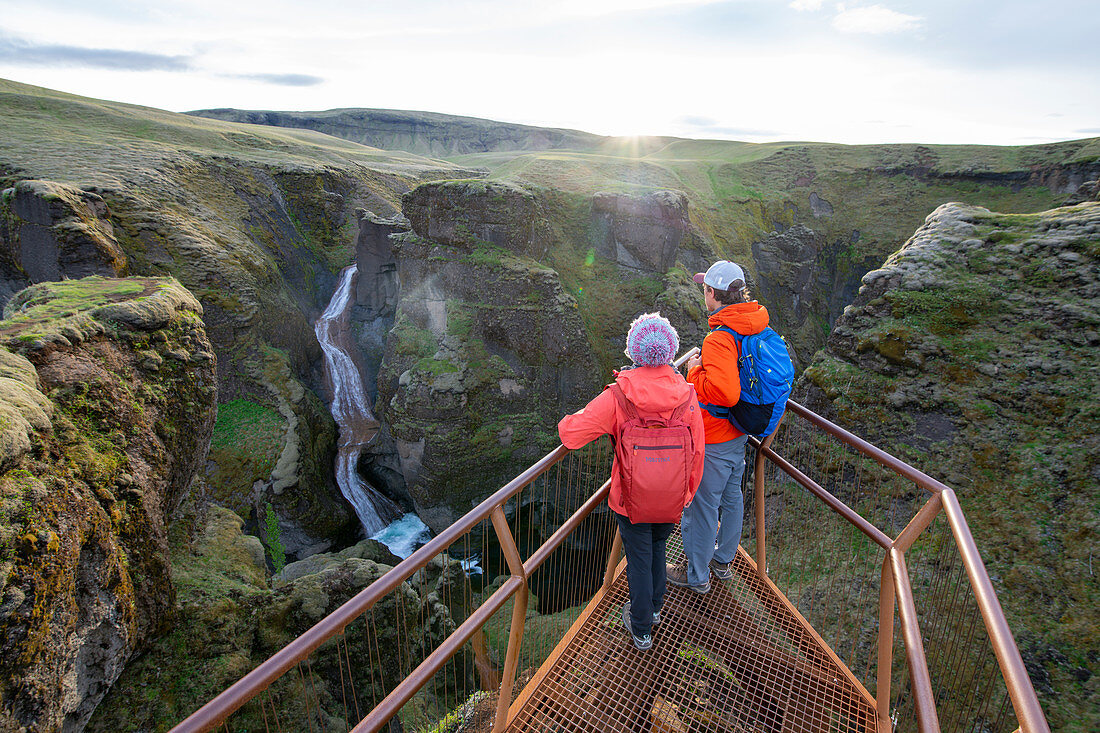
[693,260,745,290]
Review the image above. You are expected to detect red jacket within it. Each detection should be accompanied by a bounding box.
[687,302,770,443]
[558,365,706,517]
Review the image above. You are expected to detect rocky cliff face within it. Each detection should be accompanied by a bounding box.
[797,200,1100,729]
[751,224,875,368]
[0,79,485,558]
[357,180,718,529]
[0,276,216,731]
[589,190,709,276]
[372,194,600,528]
[0,181,127,304]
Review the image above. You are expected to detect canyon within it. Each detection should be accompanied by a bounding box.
[0,78,1098,730]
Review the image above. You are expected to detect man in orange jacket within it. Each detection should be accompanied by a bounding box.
[667,261,770,593]
[559,313,705,650]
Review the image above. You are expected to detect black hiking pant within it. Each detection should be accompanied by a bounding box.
[615,512,675,637]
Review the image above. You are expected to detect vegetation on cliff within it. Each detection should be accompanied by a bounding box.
[798,200,1100,730]
[3,79,1098,730]
[0,275,216,730]
[0,78,478,555]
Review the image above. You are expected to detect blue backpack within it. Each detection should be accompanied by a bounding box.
[702,326,794,437]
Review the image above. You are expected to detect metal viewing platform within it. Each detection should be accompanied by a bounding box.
[171,349,1049,733]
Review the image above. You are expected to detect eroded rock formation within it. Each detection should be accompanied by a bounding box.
[797,200,1100,728]
[0,276,216,731]
[0,181,127,305]
[589,190,708,275]
[375,226,599,530]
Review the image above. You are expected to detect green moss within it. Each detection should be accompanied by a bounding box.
[392,314,437,359]
[206,399,283,505]
[414,357,459,376]
[886,284,994,335]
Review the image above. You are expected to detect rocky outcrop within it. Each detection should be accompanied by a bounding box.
[403,180,547,258]
[751,224,875,366]
[797,201,1100,729]
[589,190,708,275]
[187,107,606,157]
[0,181,127,305]
[88,504,457,732]
[375,226,600,530]
[353,212,411,402]
[0,276,216,731]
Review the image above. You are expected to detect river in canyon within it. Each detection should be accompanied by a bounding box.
[315,264,432,557]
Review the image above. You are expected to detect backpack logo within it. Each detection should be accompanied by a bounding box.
[608,384,695,524]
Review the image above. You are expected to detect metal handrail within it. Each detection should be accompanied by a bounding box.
[754,399,1050,733]
[785,401,953,495]
[172,348,699,733]
[171,444,572,733]
[173,366,1049,733]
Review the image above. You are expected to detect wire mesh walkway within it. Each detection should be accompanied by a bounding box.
[507,529,878,733]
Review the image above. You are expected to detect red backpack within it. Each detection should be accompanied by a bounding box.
[608,383,696,524]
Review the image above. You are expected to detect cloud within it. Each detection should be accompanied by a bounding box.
[1076,128,1100,134]
[227,73,324,87]
[678,116,779,137]
[832,4,922,34]
[0,31,191,71]
[789,0,825,10]
[679,115,717,126]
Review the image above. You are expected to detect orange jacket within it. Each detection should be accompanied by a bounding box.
[557,365,706,517]
[687,302,770,443]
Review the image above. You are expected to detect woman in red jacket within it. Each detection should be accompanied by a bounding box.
[558,313,705,650]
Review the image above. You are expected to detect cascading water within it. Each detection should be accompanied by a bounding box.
[315,265,405,536]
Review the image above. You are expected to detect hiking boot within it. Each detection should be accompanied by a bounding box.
[709,558,733,581]
[666,560,710,594]
[621,602,653,650]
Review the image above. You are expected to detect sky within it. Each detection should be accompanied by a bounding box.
[1,0,1098,146]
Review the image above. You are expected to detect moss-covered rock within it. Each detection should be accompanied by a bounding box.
[375,230,600,529]
[589,189,708,275]
[797,200,1100,730]
[0,180,127,304]
[88,502,455,733]
[403,179,546,258]
[0,275,216,731]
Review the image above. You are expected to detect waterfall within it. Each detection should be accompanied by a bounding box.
[315,265,403,536]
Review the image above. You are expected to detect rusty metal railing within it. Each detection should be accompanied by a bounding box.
[743,401,1049,733]
[171,352,1049,733]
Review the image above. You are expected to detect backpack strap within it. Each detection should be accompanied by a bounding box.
[605,382,639,422]
[699,325,745,411]
[698,401,731,419]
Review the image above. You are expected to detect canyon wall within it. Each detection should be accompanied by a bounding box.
[796,197,1100,729]
[0,277,216,731]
